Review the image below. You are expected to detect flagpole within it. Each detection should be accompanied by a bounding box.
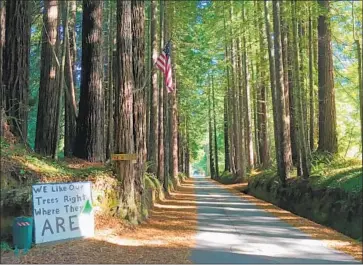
[133,39,171,94]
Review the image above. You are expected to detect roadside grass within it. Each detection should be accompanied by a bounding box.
[249,155,362,192]
[0,138,112,183]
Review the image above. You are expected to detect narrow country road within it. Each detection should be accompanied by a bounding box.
[189,176,359,264]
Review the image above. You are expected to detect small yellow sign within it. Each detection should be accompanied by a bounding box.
[111,154,137,161]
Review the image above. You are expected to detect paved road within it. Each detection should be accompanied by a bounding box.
[189,176,359,264]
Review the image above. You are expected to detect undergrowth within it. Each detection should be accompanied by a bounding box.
[249,153,362,192]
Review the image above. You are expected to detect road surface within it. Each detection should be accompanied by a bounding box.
[189,176,359,264]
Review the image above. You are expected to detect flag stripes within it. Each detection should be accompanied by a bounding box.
[156,41,174,93]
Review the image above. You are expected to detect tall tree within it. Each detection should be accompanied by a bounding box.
[74,0,105,162]
[257,1,270,168]
[106,0,114,159]
[308,7,315,151]
[115,0,138,223]
[0,0,5,112]
[223,95,230,172]
[148,0,159,174]
[241,2,254,169]
[208,76,215,179]
[132,0,146,211]
[273,0,290,183]
[212,75,219,177]
[35,0,60,156]
[158,0,165,185]
[64,1,77,157]
[3,0,30,143]
[169,2,178,181]
[317,0,338,154]
[264,0,280,171]
[353,0,363,165]
[291,1,310,178]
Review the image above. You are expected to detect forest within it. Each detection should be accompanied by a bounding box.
[0,0,362,263]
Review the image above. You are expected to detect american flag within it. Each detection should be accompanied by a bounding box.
[156,41,174,93]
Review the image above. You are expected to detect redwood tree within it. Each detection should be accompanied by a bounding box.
[73,0,105,162]
[3,0,30,142]
[35,0,60,156]
[273,0,290,184]
[317,0,338,154]
[64,1,77,157]
[115,0,138,223]
[132,0,146,211]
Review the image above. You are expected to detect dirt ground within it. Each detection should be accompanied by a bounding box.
[1,178,197,264]
[216,181,362,263]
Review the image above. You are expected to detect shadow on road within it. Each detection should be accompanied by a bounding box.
[190,176,359,264]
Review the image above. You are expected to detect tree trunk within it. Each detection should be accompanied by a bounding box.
[264,0,280,171]
[273,0,289,184]
[257,1,270,168]
[35,0,60,156]
[317,0,338,154]
[148,0,159,174]
[309,7,315,151]
[115,0,137,223]
[74,0,105,162]
[242,3,254,169]
[212,75,219,177]
[223,94,230,172]
[292,1,310,179]
[132,0,146,215]
[185,116,190,177]
[208,77,215,179]
[4,0,30,143]
[106,0,114,160]
[230,1,244,180]
[280,2,292,169]
[0,0,5,112]
[64,1,77,157]
[158,0,165,185]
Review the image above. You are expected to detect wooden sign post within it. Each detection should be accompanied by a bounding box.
[111,154,137,162]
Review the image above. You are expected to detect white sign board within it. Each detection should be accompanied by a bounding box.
[32,182,94,244]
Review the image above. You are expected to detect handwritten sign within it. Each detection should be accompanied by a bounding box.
[111,154,137,161]
[32,182,94,244]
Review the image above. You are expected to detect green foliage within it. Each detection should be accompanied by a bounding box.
[0,241,12,252]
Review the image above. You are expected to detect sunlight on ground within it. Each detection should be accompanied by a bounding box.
[214,180,363,262]
[0,179,197,264]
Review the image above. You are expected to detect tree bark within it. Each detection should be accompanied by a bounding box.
[212,75,219,177]
[257,1,270,168]
[317,0,338,154]
[273,0,289,184]
[74,0,105,162]
[223,94,230,172]
[158,0,165,184]
[264,0,280,172]
[148,0,159,174]
[208,77,215,179]
[0,0,5,112]
[64,1,77,157]
[309,7,315,151]
[106,0,114,160]
[280,2,292,169]
[132,0,146,215]
[292,1,310,179]
[35,0,60,156]
[4,0,30,143]
[115,0,137,223]
[230,1,244,180]
[169,3,178,181]
[242,2,254,169]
